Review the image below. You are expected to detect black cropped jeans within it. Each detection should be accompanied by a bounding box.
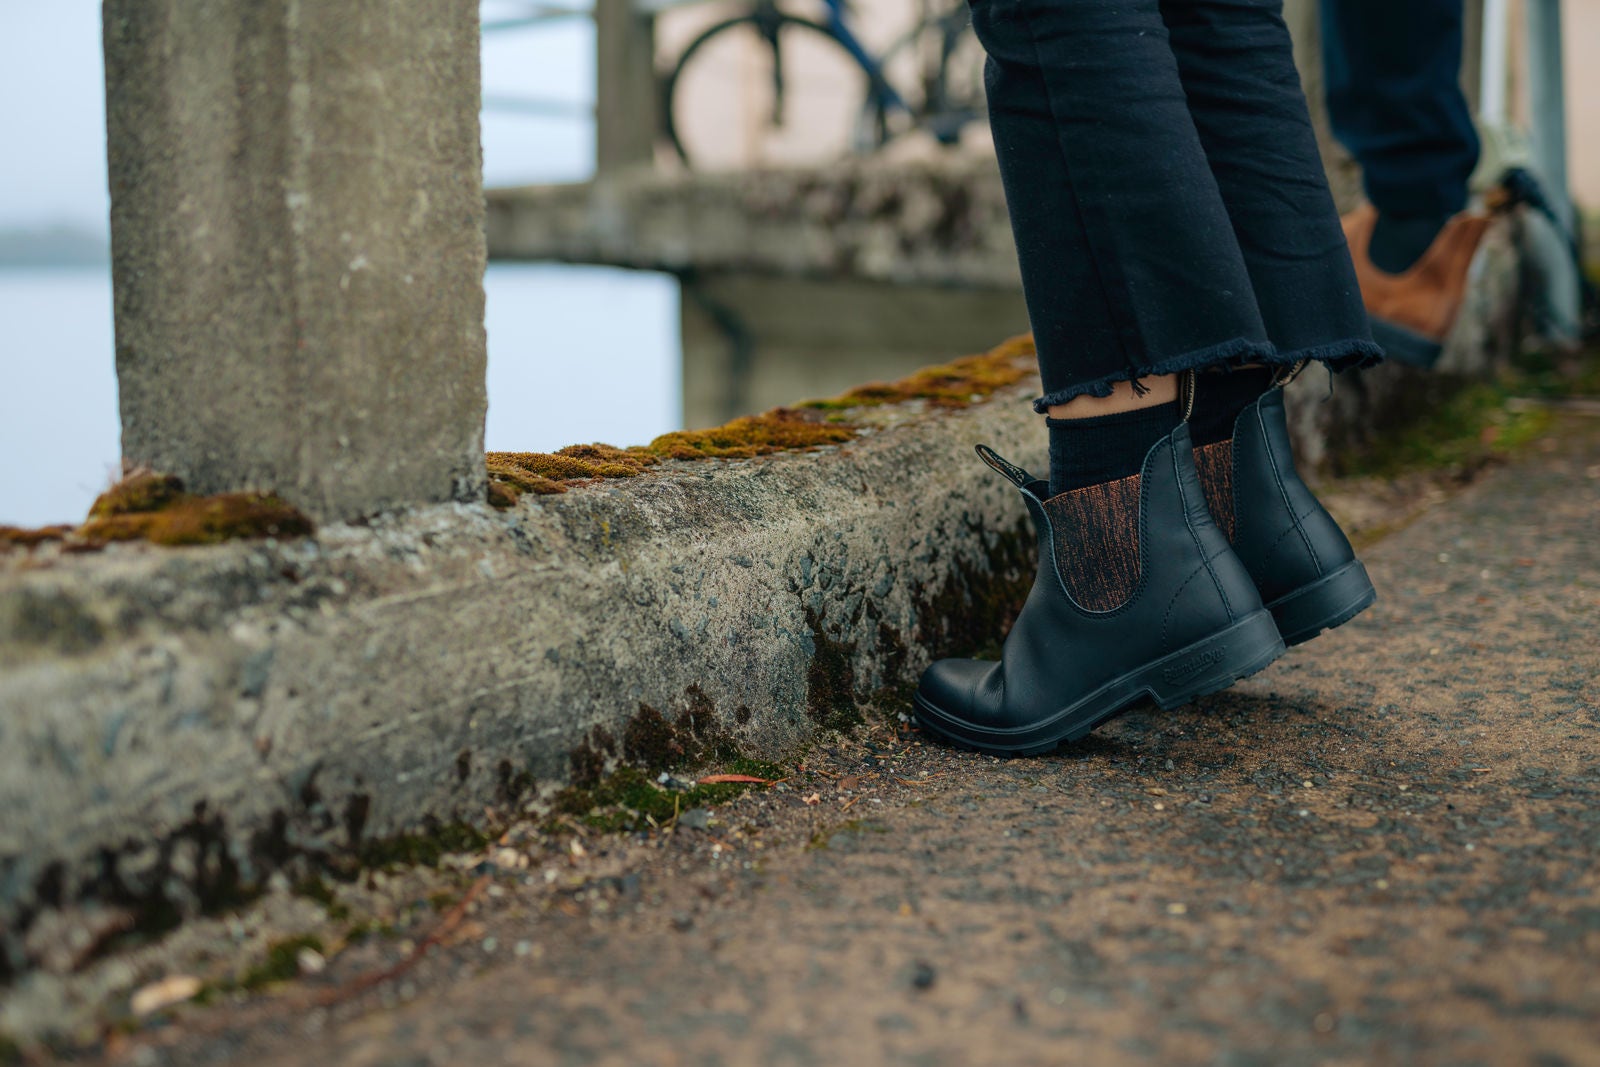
[971,0,1382,409]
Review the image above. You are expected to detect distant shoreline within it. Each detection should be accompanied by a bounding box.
[0,227,109,269]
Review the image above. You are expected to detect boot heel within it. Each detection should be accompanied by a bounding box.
[1265,558,1376,647]
[1143,609,1284,710]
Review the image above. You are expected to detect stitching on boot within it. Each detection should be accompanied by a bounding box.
[1192,439,1236,544]
[1255,403,1322,578]
[1174,439,1233,622]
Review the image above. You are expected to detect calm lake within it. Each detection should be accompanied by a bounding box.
[0,264,680,527]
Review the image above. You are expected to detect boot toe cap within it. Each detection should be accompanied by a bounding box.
[915,658,990,722]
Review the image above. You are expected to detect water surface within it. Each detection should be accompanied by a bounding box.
[0,264,680,527]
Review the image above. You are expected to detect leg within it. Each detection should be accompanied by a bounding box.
[1320,0,1490,364]
[1160,0,1379,640]
[972,0,1273,410]
[915,0,1292,755]
[1321,0,1479,222]
[1159,0,1379,364]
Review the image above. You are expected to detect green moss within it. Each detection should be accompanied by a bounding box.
[800,334,1036,412]
[486,480,521,509]
[644,408,856,460]
[552,764,776,833]
[0,524,73,552]
[292,875,350,921]
[355,822,490,871]
[196,933,328,998]
[237,934,324,992]
[481,335,1039,499]
[486,443,661,503]
[427,890,458,912]
[88,471,184,517]
[0,1032,19,1066]
[722,756,786,780]
[1345,377,1556,478]
[77,475,313,548]
[292,875,336,908]
[2,473,313,551]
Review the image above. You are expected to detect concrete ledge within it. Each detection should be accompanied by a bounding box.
[0,358,1045,976]
[0,202,1526,975]
[486,159,1024,287]
[484,156,1363,287]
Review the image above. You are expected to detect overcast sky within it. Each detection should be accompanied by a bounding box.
[0,3,597,234]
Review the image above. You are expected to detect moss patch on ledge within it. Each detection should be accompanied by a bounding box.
[799,333,1037,412]
[486,333,1038,507]
[1,472,314,554]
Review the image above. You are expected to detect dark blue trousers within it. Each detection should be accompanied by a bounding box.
[972,0,1380,409]
[1322,0,1481,220]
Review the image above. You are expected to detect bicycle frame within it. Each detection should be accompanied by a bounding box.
[814,0,912,113]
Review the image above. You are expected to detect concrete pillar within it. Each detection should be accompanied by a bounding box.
[102,0,488,522]
[595,0,658,173]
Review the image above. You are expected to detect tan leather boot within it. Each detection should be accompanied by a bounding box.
[1342,203,1492,367]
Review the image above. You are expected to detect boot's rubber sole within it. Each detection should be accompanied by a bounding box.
[912,609,1285,757]
[1370,317,1443,369]
[1265,558,1376,647]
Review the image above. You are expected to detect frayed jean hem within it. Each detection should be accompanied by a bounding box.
[1031,336,1384,413]
[1032,337,1274,413]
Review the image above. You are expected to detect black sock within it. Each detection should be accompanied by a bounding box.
[1369,212,1450,274]
[1046,401,1181,498]
[1189,367,1274,449]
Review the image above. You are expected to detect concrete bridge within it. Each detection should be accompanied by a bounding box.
[0,0,1544,1000]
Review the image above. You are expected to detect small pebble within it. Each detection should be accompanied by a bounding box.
[482,937,498,954]
[910,961,936,990]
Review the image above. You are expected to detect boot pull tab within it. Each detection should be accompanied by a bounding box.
[974,444,1035,489]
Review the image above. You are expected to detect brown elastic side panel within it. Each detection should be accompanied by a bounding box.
[1041,473,1142,612]
[1192,439,1236,544]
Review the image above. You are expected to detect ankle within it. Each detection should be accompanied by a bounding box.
[1045,374,1178,420]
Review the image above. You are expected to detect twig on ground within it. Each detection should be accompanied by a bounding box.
[313,875,491,1008]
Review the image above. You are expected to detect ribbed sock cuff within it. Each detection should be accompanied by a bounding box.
[1045,401,1181,498]
[1189,367,1273,449]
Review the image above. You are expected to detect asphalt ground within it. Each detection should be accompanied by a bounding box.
[79,412,1600,1067]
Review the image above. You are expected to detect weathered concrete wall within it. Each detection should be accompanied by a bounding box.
[103,0,489,522]
[486,159,1025,287]
[0,371,1045,978]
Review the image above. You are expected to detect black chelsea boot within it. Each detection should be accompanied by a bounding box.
[1191,385,1376,647]
[914,423,1285,756]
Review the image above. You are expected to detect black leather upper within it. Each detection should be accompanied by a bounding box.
[919,425,1266,733]
[1230,388,1358,606]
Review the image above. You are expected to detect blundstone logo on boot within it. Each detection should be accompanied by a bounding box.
[1162,646,1225,685]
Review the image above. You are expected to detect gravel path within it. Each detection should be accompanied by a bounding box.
[115,416,1600,1067]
